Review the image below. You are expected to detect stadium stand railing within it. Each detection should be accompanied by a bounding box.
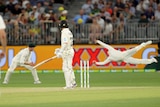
[6,22,160,45]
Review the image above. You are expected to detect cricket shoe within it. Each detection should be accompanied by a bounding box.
[2,81,8,84]
[72,83,77,88]
[141,41,152,47]
[34,80,41,84]
[152,58,158,63]
[145,41,152,45]
[63,86,73,89]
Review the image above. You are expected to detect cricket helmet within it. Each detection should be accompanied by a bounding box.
[58,20,69,29]
[28,43,36,47]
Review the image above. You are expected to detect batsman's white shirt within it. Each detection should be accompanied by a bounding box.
[0,15,6,29]
[12,48,32,64]
[61,28,73,52]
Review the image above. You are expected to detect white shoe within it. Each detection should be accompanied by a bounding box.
[3,81,8,84]
[63,86,73,89]
[145,41,152,45]
[152,58,158,63]
[34,80,41,84]
[141,41,152,47]
[72,83,77,88]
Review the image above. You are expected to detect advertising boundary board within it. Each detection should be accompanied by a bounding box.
[0,44,158,71]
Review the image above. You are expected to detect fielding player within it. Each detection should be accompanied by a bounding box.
[94,40,158,65]
[0,15,7,59]
[3,43,41,84]
[55,20,76,89]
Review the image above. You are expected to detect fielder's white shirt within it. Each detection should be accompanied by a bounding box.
[61,28,73,51]
[12,48,32,64]
[0,15,6,29]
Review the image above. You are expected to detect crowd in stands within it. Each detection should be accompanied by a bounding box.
[0,0,160,45]
[72,0,160,44]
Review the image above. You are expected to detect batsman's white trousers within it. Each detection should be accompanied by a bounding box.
[3,61,40,83]
[62,48,76,87]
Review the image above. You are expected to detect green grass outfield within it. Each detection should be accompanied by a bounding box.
[0,72,160,107]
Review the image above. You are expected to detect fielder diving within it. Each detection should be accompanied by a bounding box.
[94,40,157,65]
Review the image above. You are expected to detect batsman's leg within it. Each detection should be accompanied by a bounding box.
[24,65,41,84]
[62,58,73,89]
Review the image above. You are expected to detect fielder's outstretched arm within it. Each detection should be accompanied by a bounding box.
[96,40,115,51]
[95,58,111,65]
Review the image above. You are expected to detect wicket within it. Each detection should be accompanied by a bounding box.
[80,60,90,88]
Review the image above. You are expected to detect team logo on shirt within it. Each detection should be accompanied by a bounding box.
[64,38,67,42]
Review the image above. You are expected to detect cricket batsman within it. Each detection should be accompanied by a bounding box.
[55,20,77,89]
[3,43,41,84]
[94,40,158,65]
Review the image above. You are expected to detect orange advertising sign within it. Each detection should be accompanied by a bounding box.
[0,44,158,70]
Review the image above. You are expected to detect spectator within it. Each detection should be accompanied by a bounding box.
[59,10,68,21]
[0,1,6,14]
[144,5,155,20]
[114,18,125,43]
[92,0,99,4]
[99,7,110,21]
[97,0,105,10]
[36,2,45,14]
[103,18,113,44]
[111,13,119,23]
[118,13,126,24]
[126,0,136,16]
[149,0,157,10]
[91,3,101,15]
[6,0,15,12]
[122,4,135,20]
[81,0,93,15]
[73,9,90,24]
[25,2,32,13]
[17,8,29,22]
[89,16,102,44]
[138,13,149,23]
[29,6,40,24]
[49,11,58,22]
[112,6,120,18]
[6,0,18,5]
[105,2,113,16]
[22,0,30,9]
[17,13,28,25]
[114,0,125,12]
[3,7,12,20]
[11,3,22,15]
[44,4,55,14]
[28,12,36,24]
[155,3,160,20]
[136,0,149,13]
[96,13,105,29]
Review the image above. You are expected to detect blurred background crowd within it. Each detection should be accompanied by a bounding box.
[1,0,160,45]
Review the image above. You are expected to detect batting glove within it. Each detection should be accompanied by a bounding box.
[56,52,62,58]
[54,48,60,55]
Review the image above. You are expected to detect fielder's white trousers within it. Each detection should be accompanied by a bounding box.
[96,40,155,65]
[62,48,76,87]
[3,61,40,83]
